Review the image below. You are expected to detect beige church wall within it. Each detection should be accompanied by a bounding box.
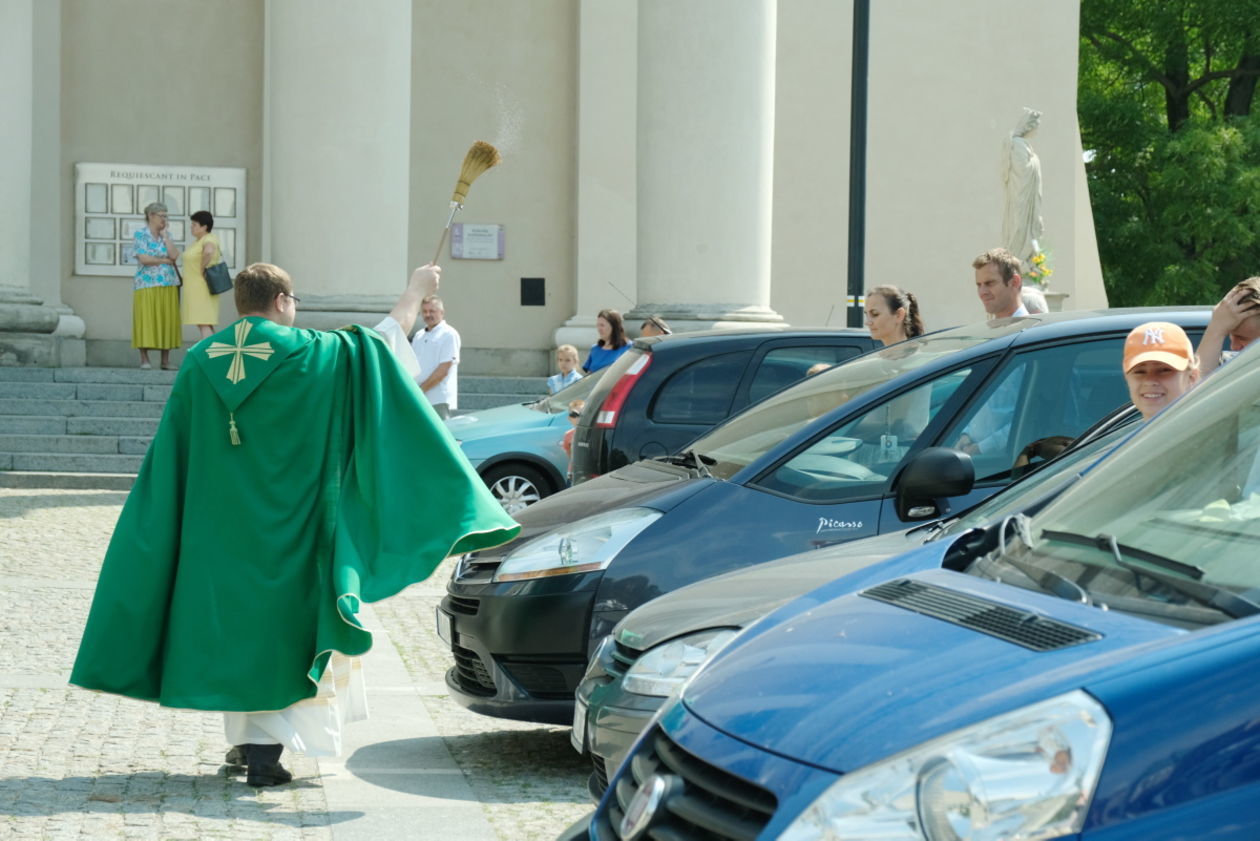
[59,0,263,362]
[407,0,578,360]
[769,0,855,328]
[862,0,1101,331]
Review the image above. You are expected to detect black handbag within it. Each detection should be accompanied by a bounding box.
[204,259,233,295]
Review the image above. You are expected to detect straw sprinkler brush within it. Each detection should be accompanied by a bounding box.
[432,140,503,264]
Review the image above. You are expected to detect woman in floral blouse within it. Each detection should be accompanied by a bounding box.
[132,202,182,369]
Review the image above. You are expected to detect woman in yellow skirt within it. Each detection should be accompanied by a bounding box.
[132,202,182,370]
[181,210,225,340]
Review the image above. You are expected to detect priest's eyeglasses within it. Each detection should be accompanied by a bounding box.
[283,292,302,304]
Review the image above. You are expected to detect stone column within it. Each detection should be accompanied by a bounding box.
[263,0,413,330]
[555,0,639,351]
[0,0,83,366]
[631,0,783,331]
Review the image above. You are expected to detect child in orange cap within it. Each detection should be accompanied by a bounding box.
[1123,321,1200,420]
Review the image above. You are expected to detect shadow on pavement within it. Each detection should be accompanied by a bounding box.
[347,729,589,804]
[0,491,129,519]
[0,770,362,824]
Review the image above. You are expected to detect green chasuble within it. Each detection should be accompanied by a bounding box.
[70,317,520,712]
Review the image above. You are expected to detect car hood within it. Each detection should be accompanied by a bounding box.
[493,459,711,549]
[444,402,555,440]
[682,566,1184,774]
[615,528,924,652]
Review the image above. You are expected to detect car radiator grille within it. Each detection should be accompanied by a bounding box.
[457,551,504,579]
[606,641,642,679]
[596,726,776,841]
[591,753,611,797]
[861,578,1101,651]
[447,596,480,616]
[451,645,496,696]
[500,661,581,699]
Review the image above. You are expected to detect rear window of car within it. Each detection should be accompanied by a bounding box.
[650,350,752,424]
[747,345,868,404]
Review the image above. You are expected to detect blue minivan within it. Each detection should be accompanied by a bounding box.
[569,342,1260,839]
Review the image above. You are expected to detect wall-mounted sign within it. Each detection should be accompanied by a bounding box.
[450,223,504,260]
[74,162,247,277]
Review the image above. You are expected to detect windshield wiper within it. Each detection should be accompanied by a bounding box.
[683,447,714,478]
[656,448,715,478]
[1041,530,1204,579]
[994,552,1094,605]
[990,517,1092,605]
[1042,530,1260,620]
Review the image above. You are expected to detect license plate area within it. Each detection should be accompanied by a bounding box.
[435,607,454,646]
[570,697,588,754]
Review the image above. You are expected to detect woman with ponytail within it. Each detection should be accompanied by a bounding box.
[864,286,924,346]
[864,286,929,446]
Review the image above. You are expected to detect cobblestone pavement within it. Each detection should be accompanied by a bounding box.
[0,488,592,840]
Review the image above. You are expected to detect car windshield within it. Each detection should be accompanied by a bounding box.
[983,352,1260,626]
[689,328,1009,480]
[532,371,601,414]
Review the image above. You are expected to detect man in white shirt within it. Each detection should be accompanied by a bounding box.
[410,295,460,419]
[973,247,1029,319]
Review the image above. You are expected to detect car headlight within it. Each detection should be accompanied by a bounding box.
[779,690,1111,841]
[492,507,662,582]
[621,629,739,698]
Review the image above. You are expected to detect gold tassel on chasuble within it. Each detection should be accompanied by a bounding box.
[205,321,274,447]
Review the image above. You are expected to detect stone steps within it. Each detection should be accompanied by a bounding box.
[1,452,145,474]
[0,367,547,479]
[458,376,548,412]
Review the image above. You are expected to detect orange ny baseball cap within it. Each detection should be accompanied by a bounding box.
[1123,322,1193,372]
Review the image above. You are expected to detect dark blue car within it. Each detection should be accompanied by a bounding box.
[440,309,1209,725]
[570,336,1260,841]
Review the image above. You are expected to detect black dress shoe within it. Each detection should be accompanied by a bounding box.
[225,745,248,767]
[245,743,294,787]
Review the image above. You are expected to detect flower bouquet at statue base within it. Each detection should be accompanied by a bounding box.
[1024,248,1053,288]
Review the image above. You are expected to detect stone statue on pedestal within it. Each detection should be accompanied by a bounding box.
[1001,108,1044,274]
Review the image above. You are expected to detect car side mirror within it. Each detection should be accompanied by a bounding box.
[895,447,974,521]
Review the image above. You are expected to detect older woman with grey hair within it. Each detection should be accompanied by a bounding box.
[132,201,182,369]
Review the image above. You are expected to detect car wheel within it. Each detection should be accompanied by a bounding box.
[482,463,551,514]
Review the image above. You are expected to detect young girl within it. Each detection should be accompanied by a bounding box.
[548,345,583,394]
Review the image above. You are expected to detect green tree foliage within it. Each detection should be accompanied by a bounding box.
[1080,0,1260,305]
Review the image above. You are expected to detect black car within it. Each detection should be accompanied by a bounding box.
[438,309,1209,725]
[570,328,878,483]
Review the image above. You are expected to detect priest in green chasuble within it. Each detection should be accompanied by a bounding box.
[71,262,520,787]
